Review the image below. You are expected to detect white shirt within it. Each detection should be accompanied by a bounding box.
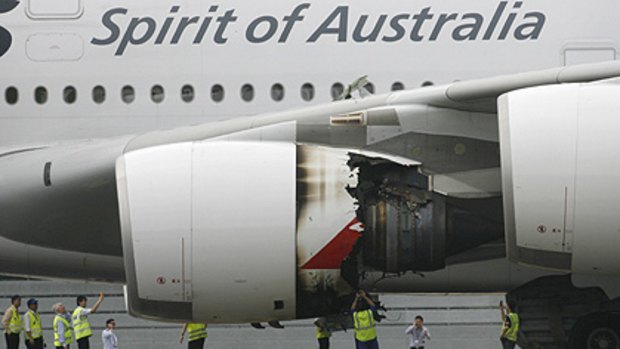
[102,329,118,349]
[405,325,430,348]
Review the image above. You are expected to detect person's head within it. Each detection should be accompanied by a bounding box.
[106,318,116,330]
[506,300,517,313]
[27,298,38,312]
[76,295,87,307]
[53,303,66,314]
[10,295,21,307]
[415,315,424,327]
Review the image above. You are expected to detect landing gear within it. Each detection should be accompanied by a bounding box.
[569,313,620,349]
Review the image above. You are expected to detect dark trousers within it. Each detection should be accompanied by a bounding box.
[318,337,330,349]
[410,347,425,349]
[355,338,379,349]
[77,337,90,349]
[188,338,205,349]
[5,333,19,349]
[501,338,516,349]
[25,338,44,349]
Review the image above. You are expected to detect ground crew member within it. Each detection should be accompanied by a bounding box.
[351,290,380,349]
[405,315,430,349]
[102,319,118,349]
[179,322,208,349]
[72,292,104,349]
[2,295,22,349]
[499,300,520,349]
[24,298,44,349]
[314,317,331,349]
[53,303,73,349]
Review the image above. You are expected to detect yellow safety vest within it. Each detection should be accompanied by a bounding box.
[7,305,22,334]
[316,326,331,339]
[72,306,92,340]
[353,309,377,342]
[503,312,520,342]
[26,310,43,339]
[187,323,208,342]
[53,315,73,347]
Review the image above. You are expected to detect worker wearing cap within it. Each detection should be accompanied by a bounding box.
[2,295,22,349]
[180,323,208,349]
[72,292,104,349]
[24,298,44,349]
[53,303,73,349]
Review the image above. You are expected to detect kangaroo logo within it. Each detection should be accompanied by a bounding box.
[0,0,19,58]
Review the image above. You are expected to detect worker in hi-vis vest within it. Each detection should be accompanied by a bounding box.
[52,303,73,349]
[314,317,332,349]
[24,298,44,349]
[499,300,520,349]
[180,322,208,349]
[351,290,380,349]
[72,292,104,349]
[2,295,22,349]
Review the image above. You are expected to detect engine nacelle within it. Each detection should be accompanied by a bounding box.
[499,83,620,276]
[116,139,504,323]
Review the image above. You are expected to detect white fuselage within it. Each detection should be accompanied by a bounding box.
[0,0,617,147]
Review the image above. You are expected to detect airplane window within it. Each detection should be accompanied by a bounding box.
[331,82,344,100]
[63,86,77,104]
[301,83,314,101]
[422,81,434,87]
[271,83,284,102]
[34,86,47,104]
[211,84,224,103]
[391,82,405,91]
[92,85,105,104]
[364,82,375,94]
[241,84,254,102]
[5,87,18,105]
[122,85,135,104]
[151,85,165,103]
[181,84,194,103]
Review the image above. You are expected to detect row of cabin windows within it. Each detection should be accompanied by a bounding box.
[3,81,434,106]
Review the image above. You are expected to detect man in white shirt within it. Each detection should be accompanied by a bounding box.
[101,319,118,349]
[405,315,431,349]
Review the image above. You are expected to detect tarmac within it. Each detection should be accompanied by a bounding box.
[0,280,506,349]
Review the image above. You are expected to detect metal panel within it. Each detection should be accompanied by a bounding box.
[119,143,193,302]
[499,85,579,255]
[26,34,84,62]
[190,141,296,322]
[27,0,82,18]
[572,85,620,275]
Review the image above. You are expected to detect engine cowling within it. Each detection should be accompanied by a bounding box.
[117,139,504,323]
[499,82,620,277]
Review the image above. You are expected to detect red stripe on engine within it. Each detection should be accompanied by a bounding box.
[301,218,363,270]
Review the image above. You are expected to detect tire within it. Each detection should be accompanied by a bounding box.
[569,313,620,349]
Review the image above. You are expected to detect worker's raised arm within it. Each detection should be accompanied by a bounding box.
[360,291,376,308]
[351,294,359,311]
[499,301,506,321]
[179,323,188,344]
[91,292,105,313]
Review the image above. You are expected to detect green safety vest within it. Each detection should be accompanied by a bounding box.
[353,309,377,342]
[53,315,73,347]
[26,310,43,339]
[7,305,22,334]
[503,312,520,342]
[72,306,92,340]
[187,323,208,342]
[316,326,331,339]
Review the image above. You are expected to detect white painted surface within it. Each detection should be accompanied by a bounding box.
[499,85,579,253]
[191,141,297,322]
[119,143,193,302]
